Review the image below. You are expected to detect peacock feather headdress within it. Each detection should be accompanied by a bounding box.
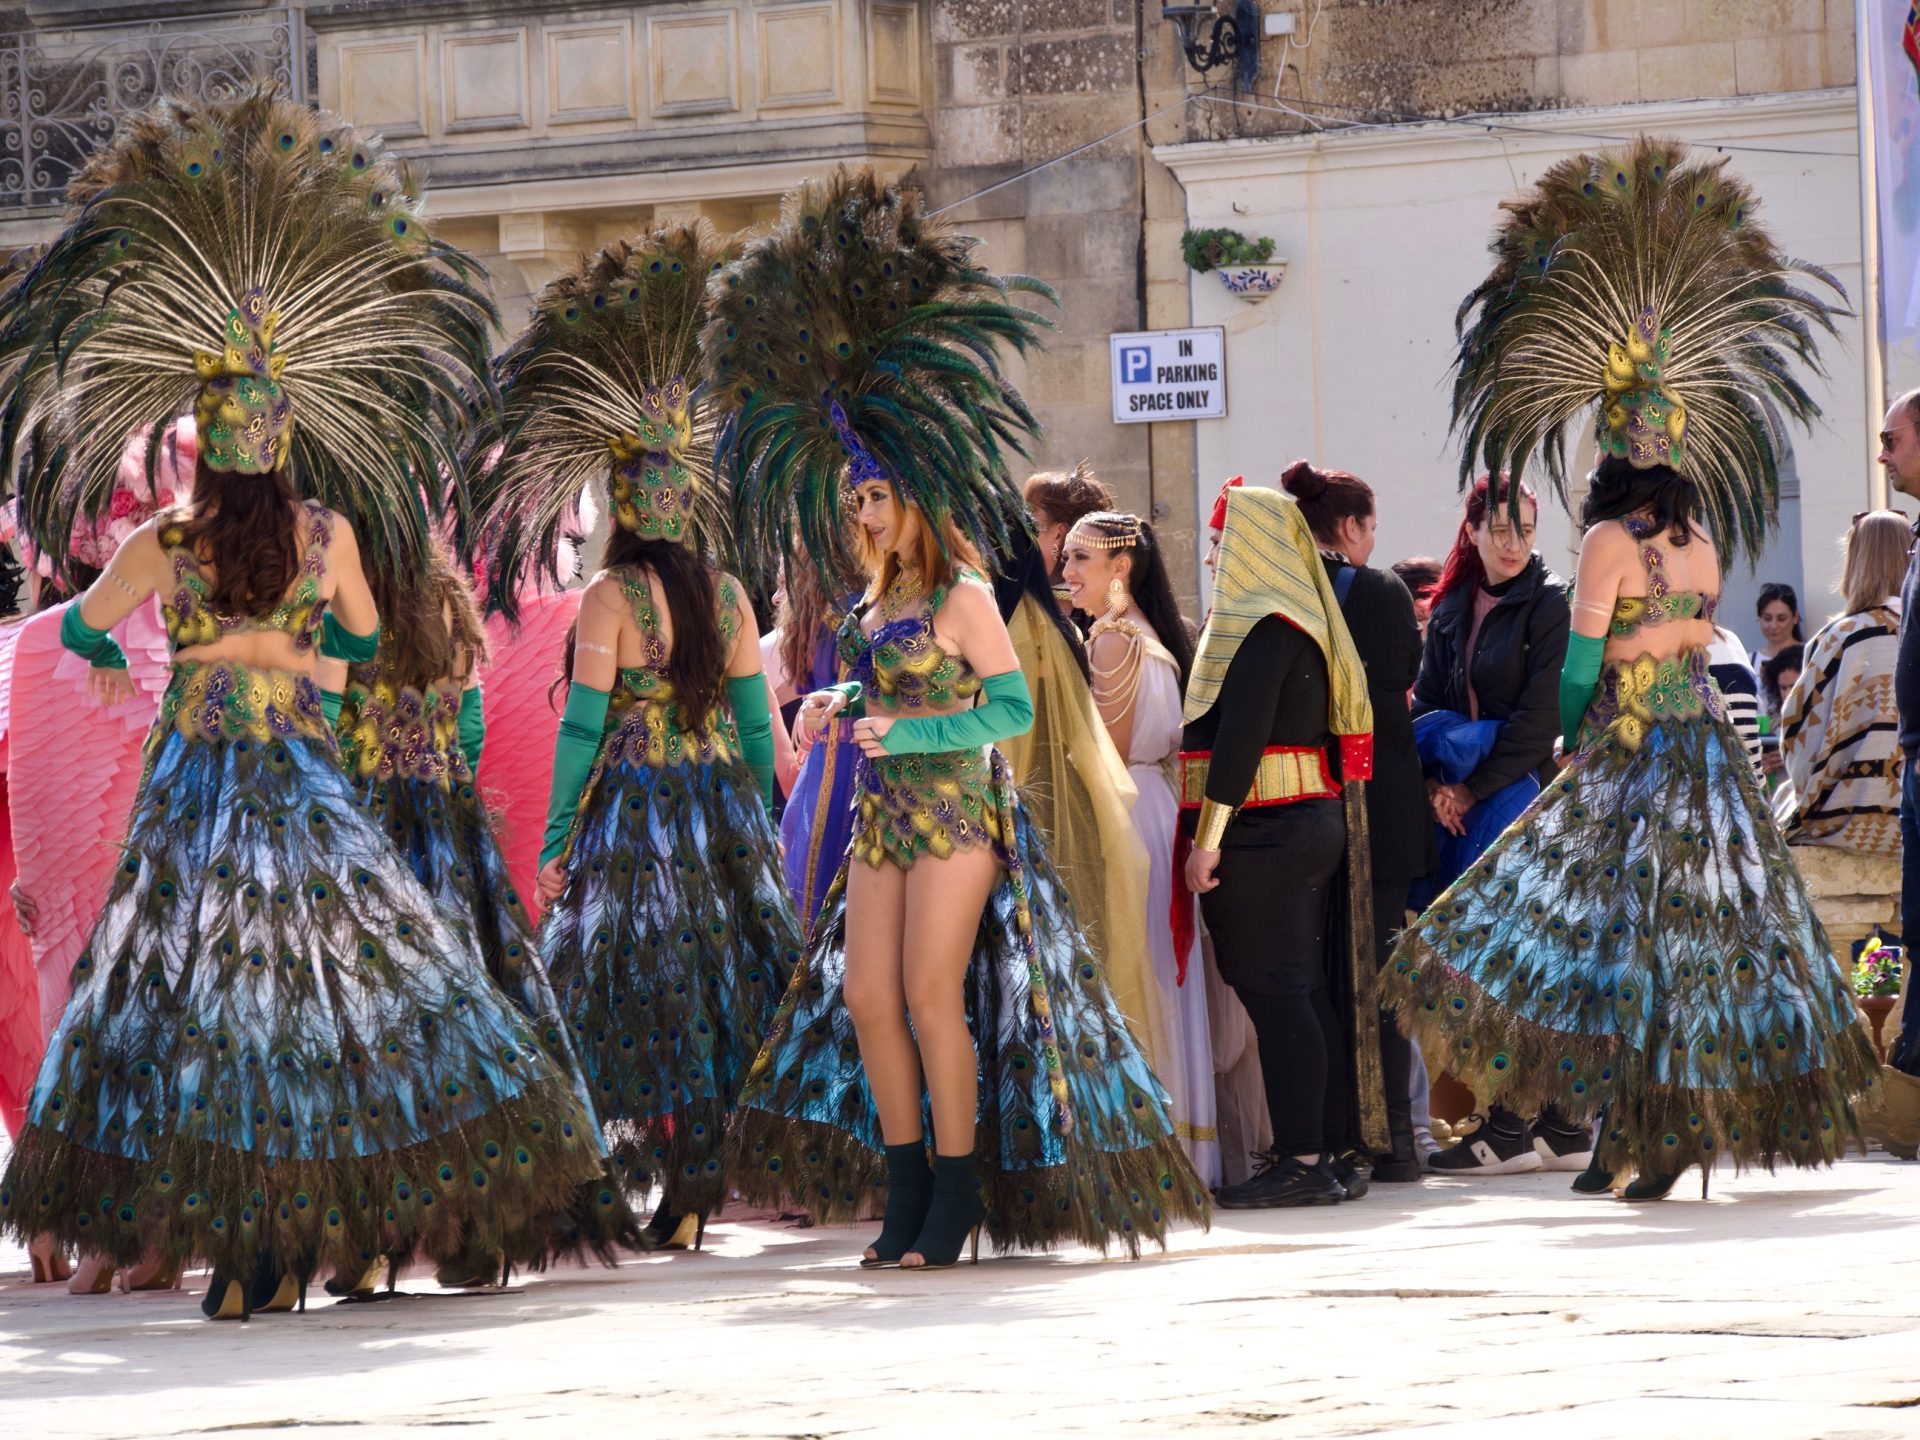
[471,222,736,617]
[1452,135,1847,564]
[705,167,1056,582]
[0,86,498,583]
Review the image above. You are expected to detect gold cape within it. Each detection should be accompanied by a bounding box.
[1002,594,1167,1071]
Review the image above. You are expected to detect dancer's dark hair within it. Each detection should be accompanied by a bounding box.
[180,459,300,615]
[557,530,727,723]
[364,540,489,692]
[1580,454,1698,549]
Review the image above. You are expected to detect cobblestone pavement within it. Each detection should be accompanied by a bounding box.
[3,1153,1918,1439]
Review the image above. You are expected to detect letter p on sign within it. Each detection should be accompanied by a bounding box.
[1119,346,1152,384]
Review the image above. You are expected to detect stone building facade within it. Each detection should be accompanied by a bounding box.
[0,0,1887,610]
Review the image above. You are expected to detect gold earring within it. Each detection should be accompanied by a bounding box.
[1107,575,1129,614]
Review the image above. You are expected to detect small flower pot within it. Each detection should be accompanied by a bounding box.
[1859,993,1898,1063]
[1215,262,1286,302]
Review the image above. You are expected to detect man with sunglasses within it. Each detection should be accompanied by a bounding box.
[1881,389,1920,1079]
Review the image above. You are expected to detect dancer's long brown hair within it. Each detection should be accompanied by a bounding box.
[366,540,489,691]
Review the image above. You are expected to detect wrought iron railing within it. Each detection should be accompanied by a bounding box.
[0,7,300,209]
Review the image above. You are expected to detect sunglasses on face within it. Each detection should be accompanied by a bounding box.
[1881,420,1920,449]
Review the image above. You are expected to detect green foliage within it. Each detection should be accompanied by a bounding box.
[1180,226,1276,274]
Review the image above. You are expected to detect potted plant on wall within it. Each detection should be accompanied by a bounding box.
[1181,225,1285,302]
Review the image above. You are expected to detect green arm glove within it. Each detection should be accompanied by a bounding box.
[726,674,776,809]
[539,683,610,869]
[457,683,485,779]
[879,670,1034,755]
[1559,631,1606,745]
[320,688,344,728]
[320,612,380,663]
[60,604,128,670]
[825,680,865,719]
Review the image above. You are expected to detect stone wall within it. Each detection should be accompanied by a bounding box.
[1794,844,1901,956]
[923,0,1161,576]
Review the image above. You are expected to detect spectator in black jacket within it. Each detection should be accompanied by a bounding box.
[1279,459,1431,1183]
[1411,475,1586,1176]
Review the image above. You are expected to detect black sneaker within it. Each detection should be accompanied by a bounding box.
[1215,1152,1344,1209]
[1531,1109,1596,1172]
[1426,1111,1543,1175]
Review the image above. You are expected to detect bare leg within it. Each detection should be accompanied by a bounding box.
[842,859,922,1146]
[901,847,1000,1160]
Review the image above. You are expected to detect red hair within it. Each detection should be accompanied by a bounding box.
[1432,474,1537,606]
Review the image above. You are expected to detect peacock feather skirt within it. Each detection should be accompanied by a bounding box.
[539,731,802,1218]
[350,759,636,1265]
[1380,651,1878,1176]
[731,745,1212,1256]
[0,661,614,1275]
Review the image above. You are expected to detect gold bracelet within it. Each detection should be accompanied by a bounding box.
[1193,797,1234,851]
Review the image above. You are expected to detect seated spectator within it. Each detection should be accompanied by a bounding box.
[1776,511,1907,855]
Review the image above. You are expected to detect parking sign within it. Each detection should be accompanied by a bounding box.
[1108,328,1227,424]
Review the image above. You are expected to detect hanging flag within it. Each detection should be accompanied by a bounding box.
[1866,0,1920,385]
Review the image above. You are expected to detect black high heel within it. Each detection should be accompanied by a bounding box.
[902,1152,985,1271]
[861,1140,934,1269]
[1618,1165,1709,1201]
[200,1269,251,1322]
[1569,1104,1617,1195]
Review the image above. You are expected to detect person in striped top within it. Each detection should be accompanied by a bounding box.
[1775,511,1909,856]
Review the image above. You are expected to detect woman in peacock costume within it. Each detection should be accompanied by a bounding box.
[472,223,800,1252]
[712,170,1209,1268]
[317,539,635,1284]
[1380,136,1877,1199]
[0,88,614,1318]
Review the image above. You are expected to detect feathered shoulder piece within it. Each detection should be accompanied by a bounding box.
[705,167,1055,580]
[0,85,498,582]
[471,221,735,617]
[1452,135,1846,563]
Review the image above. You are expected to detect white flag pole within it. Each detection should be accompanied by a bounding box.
[1859,0,1889,508]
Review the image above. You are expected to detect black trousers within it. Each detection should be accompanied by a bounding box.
[1200,799,1348,1156]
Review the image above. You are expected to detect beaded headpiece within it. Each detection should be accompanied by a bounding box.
[1066,510,1144,550]
[1452,135,1844,563]
[473,223,736,615]
[193,290,290,475]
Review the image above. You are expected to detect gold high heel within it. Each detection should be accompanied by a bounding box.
[27,1235,73,1285]
[117,1253,183,1292]
[67,1255,115,1294]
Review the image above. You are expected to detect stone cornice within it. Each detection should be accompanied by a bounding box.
[414,119,928,214]
[305,0,693,30]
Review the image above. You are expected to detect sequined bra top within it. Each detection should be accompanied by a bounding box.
[1607,514,1718,639]
[158,500,332,654]
[836,574,985,712]
[602,564,741,769]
